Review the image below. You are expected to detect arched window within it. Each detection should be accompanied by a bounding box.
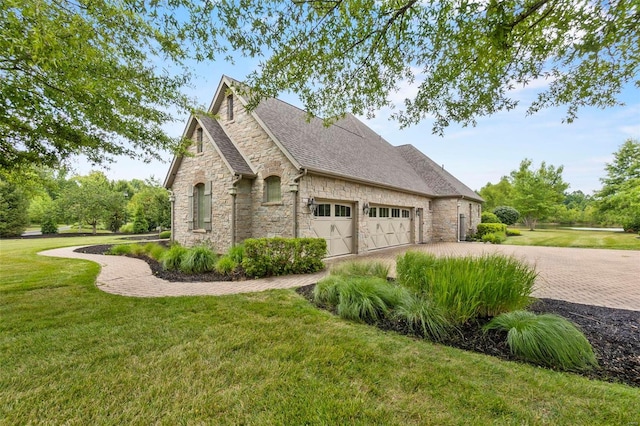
[264,176,281,203]
[188,182,211,231]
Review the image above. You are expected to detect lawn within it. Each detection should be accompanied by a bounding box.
[505,227,640,250]
[1,237,639,424]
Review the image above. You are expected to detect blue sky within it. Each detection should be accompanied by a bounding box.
[74,56,640,195]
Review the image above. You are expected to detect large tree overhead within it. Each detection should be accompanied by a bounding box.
[0,0,199,171]
[209,0,639,132]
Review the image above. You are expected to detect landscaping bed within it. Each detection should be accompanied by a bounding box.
[297,284,639,388]
[75,244,639,388]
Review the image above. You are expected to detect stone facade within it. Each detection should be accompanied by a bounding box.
[168,79,482,255]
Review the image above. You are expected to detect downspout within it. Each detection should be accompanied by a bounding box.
[230,175,243,247]
[168,190,176,242]
[291,169,307,238]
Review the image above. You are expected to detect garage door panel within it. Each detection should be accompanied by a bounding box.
[369,207,411,250]
[311,203,354,257]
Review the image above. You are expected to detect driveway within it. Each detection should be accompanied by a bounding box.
[40,243,640,311]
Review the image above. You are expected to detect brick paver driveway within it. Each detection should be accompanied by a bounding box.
[40,243,640,311]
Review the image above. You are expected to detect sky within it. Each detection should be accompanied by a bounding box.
[72,56,640,195]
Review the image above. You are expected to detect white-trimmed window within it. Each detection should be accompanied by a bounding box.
[402,209,410,218]
[335,204,351,217]
[264,176,281,203]
[314,203,331,217]
[368,207,377,218]
[379,207,389,218]
[391,208,400,218]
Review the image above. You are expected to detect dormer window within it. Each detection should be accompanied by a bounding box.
[196,128,203,153]
[227,95,234,121]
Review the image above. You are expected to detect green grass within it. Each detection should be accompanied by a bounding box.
[1,237,639,423]
[505,227,640,250]
[485,310,598,371]
[330,260,390,280]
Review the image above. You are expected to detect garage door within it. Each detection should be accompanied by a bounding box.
[311,202,354,257]
[368,206,411,250]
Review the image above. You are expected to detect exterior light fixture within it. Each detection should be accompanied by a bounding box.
[228,187,237,196]
[307,197,317,214]
[416,209,420,217]
[362,202,370,216]
[288,183,299,192]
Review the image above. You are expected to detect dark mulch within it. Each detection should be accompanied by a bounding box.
[296,284,640,388]
[74,243,244,282]
[74,243,639,388]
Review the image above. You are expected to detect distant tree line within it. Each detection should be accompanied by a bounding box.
[478,139,640,233]
[0,166,170,237]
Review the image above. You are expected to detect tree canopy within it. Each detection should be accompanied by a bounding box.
[209,0,640,132]
[594,139,640,231]
[0,0,196,171]
[510,159,569,230]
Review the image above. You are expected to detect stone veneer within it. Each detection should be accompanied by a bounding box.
[170,84,481,254]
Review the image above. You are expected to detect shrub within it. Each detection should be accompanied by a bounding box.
[242,237,326,278]
[493,206,520,225]
[476,223,507,238]
[330,261,390,280]
[485,310,598,371]
[396,252,537,324]
[107,244,133,255]
[180,245,217,274]
[40,217,58,234]
[481,212,501,223]
[143,242,166,261]
[215,256,237,274]
[0,180,29,237]
[132,206,149,234]
[162,244,188,271]
[482,232,506,244]
[337,277,406,323]
[313,275,346,307]
[119,223,134,234]
[159,230,171,239]
[227,244,245,264]
[394,294,453,342]
[506,228,522,236]
[622,216,640,233]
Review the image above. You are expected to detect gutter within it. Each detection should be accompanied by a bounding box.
[230,174,244,247]
[291,169,307,238]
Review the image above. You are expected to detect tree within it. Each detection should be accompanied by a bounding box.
[479,177,514,211]
[493,206,520,226]
[0,179,29,237]
[206,0,640,133]
[510,159,569,230]
[1,0,195,171]
[594,139,640,231]
[132,206,149,234]
[56,171,126,234]
[128,185,171,232]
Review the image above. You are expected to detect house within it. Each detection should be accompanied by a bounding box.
[164,76,483,257]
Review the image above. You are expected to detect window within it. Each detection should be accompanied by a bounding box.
[314,203,331,217]
[368,207,377,218]
[335,204,351,217]
[190,182,211,231]
[391,208,400,218]
[402,209,410,218]
[196,128,203,153]
[379,207,389,218]
[227,95,234,121]
[469,203,472,220]
[264,176,281,202]
[428,200,432,211]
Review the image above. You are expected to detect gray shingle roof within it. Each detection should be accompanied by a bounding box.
[396,144,483,201]
[253,97,481,200]
[253,98,433,195]
[199,115,254,176]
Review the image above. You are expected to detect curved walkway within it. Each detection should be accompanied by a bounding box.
[39,243,640,311]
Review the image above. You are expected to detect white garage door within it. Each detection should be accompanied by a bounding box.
[368,206,411,250]
[311,202,354,257]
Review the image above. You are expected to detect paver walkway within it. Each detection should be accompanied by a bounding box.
[40,243,640,311]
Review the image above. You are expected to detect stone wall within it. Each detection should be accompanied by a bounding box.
[218,93,299,240]
[170,121,234,251]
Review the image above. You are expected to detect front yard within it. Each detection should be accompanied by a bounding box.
[0,237,638,423]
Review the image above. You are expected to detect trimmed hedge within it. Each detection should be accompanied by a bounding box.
[476,223,507,237]
[242,237,326,278]
[481,212,501,223]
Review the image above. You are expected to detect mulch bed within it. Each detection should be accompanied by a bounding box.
[296,284,640,388]
[75,244,639,388]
